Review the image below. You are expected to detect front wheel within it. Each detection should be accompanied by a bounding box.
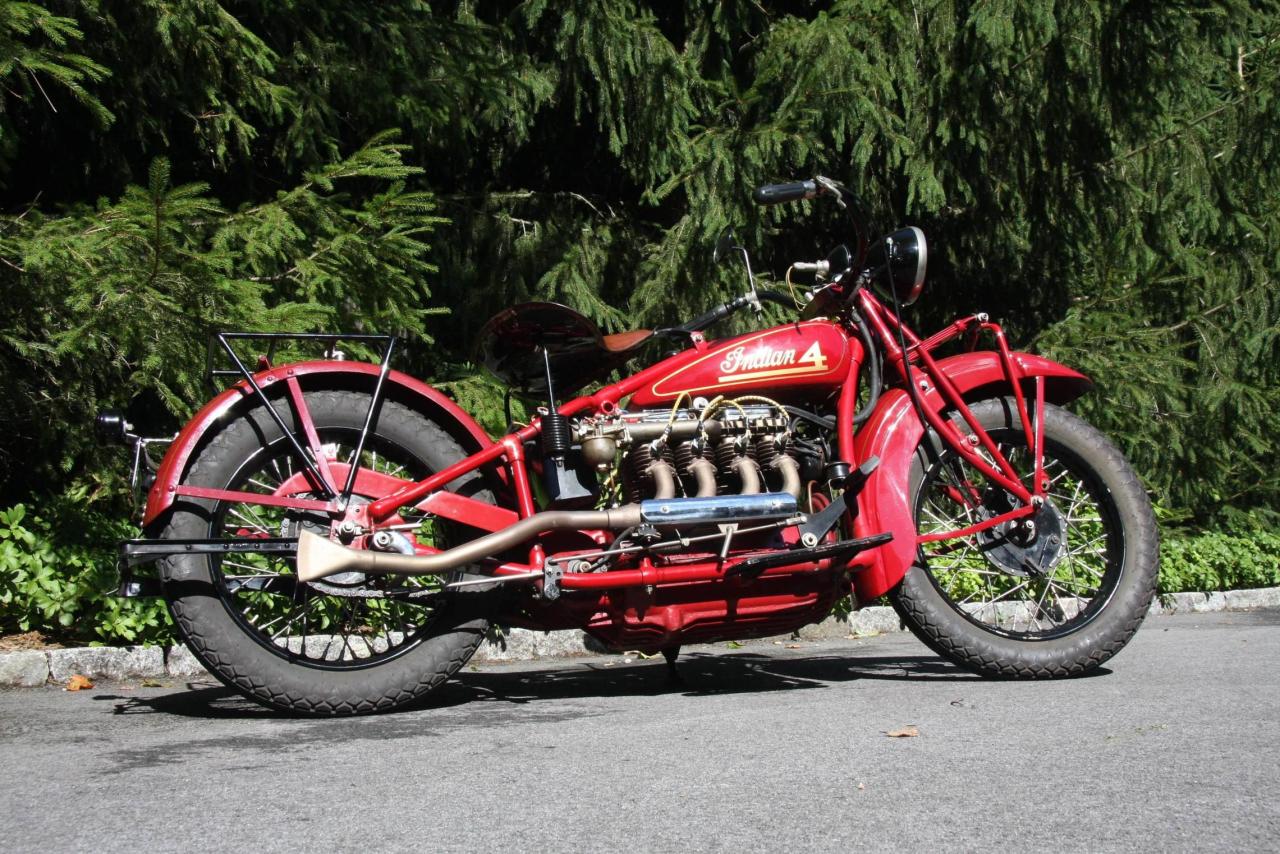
[889,397,1159,678]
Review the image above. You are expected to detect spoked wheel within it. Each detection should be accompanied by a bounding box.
[161,390,496,715]
[212,434,445,667]
[890,397,1158,678]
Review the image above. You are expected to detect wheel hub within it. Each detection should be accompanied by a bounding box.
[279,498,368,587]
[976,490,1068,577]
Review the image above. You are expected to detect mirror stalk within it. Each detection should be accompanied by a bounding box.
[738,247,762,313]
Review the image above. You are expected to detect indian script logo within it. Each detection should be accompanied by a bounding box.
[717,341,828,383]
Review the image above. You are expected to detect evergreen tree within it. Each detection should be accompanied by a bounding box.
[1,0,1277,531]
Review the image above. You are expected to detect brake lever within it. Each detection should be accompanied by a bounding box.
[814,175,847,209]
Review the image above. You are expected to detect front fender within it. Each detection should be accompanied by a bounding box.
[143,361,498,526]
[849,351,1091,602]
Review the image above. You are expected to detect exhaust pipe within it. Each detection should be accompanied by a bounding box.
[636,492,795,525]
[296,492,799,582]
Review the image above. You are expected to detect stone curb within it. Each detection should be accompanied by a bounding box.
[4,585,1279,687]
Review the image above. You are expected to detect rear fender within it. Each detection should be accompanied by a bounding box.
[850,351,1091,602]
[143,361,501,527]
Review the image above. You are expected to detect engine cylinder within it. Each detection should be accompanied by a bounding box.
[615,403,801,501]
[625,442,678,501]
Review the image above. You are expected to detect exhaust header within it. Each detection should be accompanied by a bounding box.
[296,492,802,582]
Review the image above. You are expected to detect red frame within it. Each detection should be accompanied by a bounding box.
[150,288,1091,605]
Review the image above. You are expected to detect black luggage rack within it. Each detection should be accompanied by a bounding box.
[118,332,401,598]
[205,331,396,392]
[205,330,399,505]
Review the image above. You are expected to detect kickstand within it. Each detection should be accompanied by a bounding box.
[662,646,684,686]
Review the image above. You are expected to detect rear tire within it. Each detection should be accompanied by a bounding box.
[160,390,495,715]
[889,397,1158,678]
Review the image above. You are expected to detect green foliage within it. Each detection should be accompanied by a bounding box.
[0,2,1278,642]
[0,1,112,169]
[1159,529,1280,594]
[0,134,442,501]
[2,1,552,197]
[435,368,525,440]
[0,501,173,644]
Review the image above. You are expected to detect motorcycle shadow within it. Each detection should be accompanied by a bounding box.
[104,649,1091,719]
[452,651,983,707]
[455,651,1108,706]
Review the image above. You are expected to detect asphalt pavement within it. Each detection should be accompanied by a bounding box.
[2,609,1278,853]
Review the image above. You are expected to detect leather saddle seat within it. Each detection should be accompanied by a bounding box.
[600,328,655,353]
[477,302,654,399]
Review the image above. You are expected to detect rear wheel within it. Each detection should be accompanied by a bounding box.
[161,390,495,715]
[889,397,1158,678]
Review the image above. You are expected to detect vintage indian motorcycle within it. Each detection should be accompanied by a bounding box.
[99,177,1158,715]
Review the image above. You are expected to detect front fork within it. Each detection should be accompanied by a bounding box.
[852,292,1049,545]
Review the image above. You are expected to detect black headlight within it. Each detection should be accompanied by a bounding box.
[865,226,927,306]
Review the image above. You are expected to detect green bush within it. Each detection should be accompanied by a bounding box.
[0,502,173,646]
[1158,530,1280,595]
[2,500,1277,647]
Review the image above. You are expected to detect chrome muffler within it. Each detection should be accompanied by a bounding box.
[296,492,799,582]
[636,492,796,525]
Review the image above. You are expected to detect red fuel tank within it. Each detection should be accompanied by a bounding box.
[628,320,854,407]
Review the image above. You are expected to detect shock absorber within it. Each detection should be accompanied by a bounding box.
[540,411,596,503]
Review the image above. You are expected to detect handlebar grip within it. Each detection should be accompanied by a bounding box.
[678,295,757,333]
[678,302,735,333]
[752,180,818,206]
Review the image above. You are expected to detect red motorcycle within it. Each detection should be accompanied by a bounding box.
[101,177,1158,715]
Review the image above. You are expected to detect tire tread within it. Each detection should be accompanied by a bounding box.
[161,390,494,715]
[889,400,1159,679]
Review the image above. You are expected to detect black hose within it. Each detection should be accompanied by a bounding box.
[752,180,819,205]
[676,295,750,333]
[783,405,835,430]
[851,306,881,425]
[885,242,928,427]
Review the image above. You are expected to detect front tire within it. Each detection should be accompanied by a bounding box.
[160,390,495,715]
[889,397,1159,678]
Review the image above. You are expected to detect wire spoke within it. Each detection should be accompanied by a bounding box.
[248,476,279,492]
[927,562,1004,576]
[1029,578,1054,629]
[222,560,275,573]
[227,506,272,536]
[270,601,311,642]
[205,430,450,668]
[917,428,1119,639]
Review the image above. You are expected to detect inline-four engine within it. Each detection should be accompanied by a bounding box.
[573,399,805,503]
